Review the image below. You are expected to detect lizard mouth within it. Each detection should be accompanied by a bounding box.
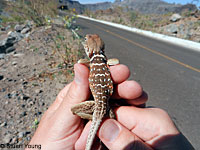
[82,41,88,51]
[82,41,86,46]
[82,41,90,57]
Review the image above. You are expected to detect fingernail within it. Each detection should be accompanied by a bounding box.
[74,66,83,84]
[100,120,120,142]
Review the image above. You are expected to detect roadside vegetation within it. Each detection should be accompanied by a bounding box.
[0,0,57,26]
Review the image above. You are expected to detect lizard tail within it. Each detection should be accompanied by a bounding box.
[85,117,102,150]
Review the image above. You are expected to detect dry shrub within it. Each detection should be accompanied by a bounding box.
[3,0,58,26]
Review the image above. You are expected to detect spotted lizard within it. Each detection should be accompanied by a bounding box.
[71,34,119,150]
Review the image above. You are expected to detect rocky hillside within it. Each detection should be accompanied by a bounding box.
[58,0,198,14]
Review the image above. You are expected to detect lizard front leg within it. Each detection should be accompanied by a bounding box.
[78,58,119,67]
[78,59,90,67]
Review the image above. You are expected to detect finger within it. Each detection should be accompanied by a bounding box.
[110,64,130,84]
[126,91,148,106]
[75,121,91,150]
[115,107,179,143]
[99,119,153,150]
[112,80,143,100]
[75,122,112,150]
[111,91,148,107]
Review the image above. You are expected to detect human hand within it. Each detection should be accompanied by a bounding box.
[26,63,146,150]
[75,102,194,149]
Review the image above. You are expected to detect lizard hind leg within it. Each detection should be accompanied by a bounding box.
[71,101,95,120]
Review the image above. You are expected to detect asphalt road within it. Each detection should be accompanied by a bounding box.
[75,18,200,149]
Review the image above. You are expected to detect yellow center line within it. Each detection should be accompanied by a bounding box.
[88,22,200,73]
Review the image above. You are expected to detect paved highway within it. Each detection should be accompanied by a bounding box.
[75,18,200,149]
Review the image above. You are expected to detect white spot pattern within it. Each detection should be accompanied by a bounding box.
[91,63,105,66]
[94,74,105,77]
[90,54,105,62]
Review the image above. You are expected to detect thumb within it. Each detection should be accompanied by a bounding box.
[99,119,153,150]
[66,63,90,105]
[53,63,90,124]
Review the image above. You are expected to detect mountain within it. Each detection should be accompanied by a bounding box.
[58,0,112,13]
[112,0,197,14]
[58,0,197,14]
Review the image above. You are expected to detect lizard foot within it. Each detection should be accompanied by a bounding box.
[109,108,116,119]
[107,58,119,66]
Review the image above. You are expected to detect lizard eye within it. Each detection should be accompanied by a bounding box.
[85,37,87,41]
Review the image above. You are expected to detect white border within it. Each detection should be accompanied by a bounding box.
[78,15,200,52]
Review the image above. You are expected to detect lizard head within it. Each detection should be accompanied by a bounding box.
[82,34,105,58]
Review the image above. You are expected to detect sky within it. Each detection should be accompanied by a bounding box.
[76,0,200,6]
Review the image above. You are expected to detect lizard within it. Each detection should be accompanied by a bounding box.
[71,34,119,150]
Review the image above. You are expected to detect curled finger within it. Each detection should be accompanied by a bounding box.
[110,64,130,84]
[112,80,143,100]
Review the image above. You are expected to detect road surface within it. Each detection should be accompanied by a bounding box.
[75,18,200,149]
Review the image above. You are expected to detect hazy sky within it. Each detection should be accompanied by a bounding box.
[76,0,200,6]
